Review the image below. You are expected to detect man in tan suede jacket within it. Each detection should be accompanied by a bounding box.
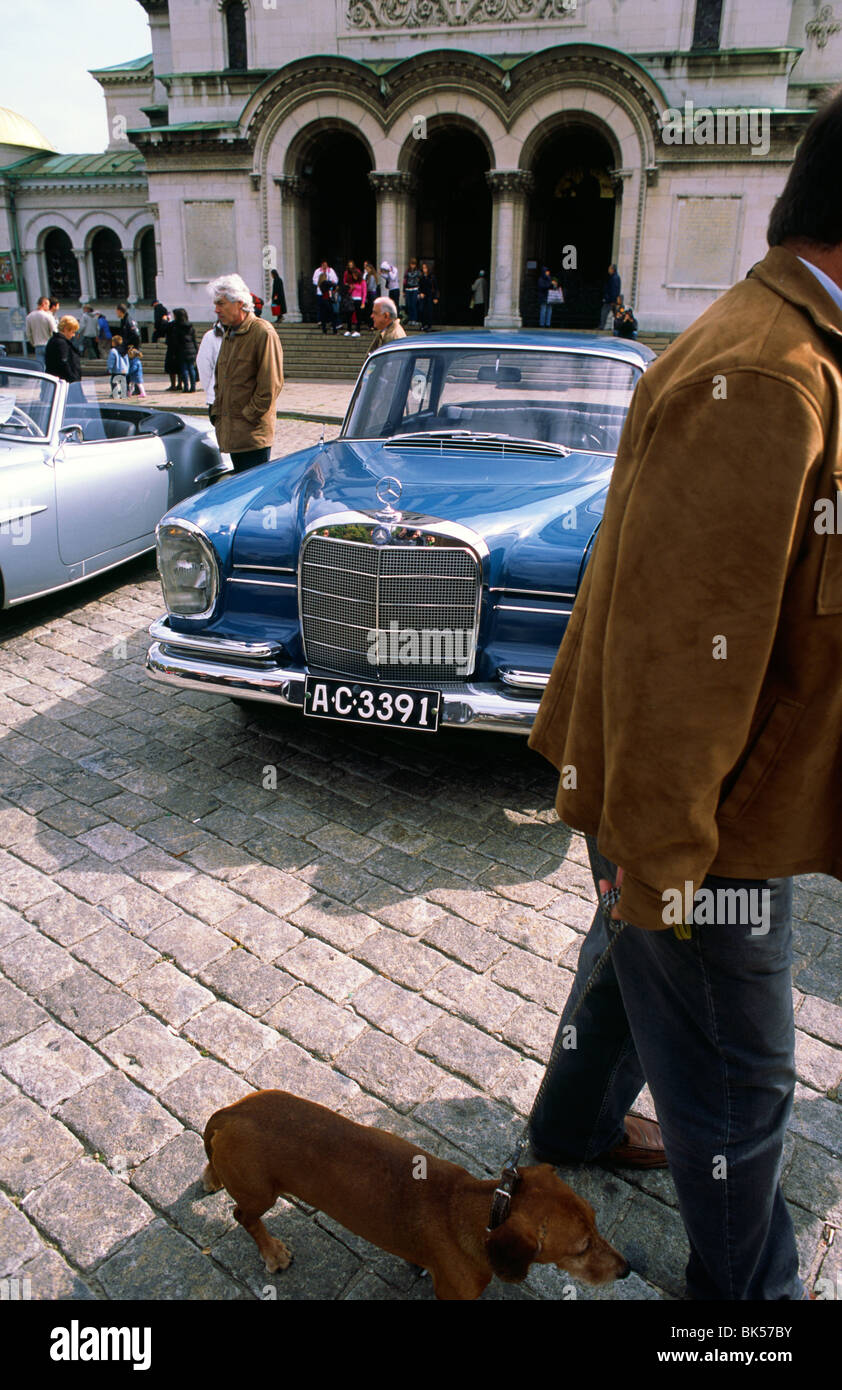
[527,92,842,1300]
[207,273,283,473]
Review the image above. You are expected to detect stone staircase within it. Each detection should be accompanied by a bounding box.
[80,322,677,383]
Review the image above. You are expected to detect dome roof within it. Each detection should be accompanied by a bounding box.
[0,107,57,164]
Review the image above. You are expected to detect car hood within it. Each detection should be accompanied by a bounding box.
[228,438,611,593]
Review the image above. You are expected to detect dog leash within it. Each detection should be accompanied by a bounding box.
[486,884,630,1231]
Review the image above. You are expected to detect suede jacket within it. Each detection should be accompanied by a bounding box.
[211,313,284,452]
[529,246,842,930]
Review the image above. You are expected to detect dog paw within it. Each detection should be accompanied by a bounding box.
[202,1163,223,1193]
[264,1240,293,1273]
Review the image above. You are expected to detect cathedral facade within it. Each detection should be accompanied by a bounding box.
[1,0,840,339]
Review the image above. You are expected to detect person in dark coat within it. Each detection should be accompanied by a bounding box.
[170,308,198,392]
[270,270,286,320]
[417,261,439,332]
[44,316,82,383]
[601,264,622,329]
[116,302,141,349]
[164,315,179,390]
[152,300,170,342]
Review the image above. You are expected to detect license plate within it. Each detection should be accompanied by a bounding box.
[304,676,441,732]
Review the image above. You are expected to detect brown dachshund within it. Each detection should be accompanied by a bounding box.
[203,1089,629,1300]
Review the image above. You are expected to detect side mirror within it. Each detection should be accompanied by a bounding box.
[58,424,84,443]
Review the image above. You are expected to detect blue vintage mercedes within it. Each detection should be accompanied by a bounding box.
[146,331,653,734]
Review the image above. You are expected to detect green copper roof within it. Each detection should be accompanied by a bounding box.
[5,150,145,177]
[90,54,153,75]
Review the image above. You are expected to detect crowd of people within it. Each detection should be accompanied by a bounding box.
[312,257,451,333]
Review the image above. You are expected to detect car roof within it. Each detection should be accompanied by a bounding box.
[372,329,655,365]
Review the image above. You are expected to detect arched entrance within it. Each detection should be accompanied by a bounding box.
[300,130,375,318]
[138,228,157,302]
[44,229,80,301]
[526,124,618,328]
[411,127,491,326]
[91,228,128,301]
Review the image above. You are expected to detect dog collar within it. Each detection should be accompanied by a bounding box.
[487,1160,521,1230]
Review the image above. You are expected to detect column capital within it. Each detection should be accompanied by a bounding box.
[274,174,313,201]
[368,171,416,198]
[485,169,534,199]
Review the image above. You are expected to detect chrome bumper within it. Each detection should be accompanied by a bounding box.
[146,617,544,735]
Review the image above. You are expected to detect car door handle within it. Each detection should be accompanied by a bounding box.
[156,461,172,470]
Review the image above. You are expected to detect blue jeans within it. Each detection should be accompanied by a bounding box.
[34,345,47,366]
[179,362,197,391]
[530,835,801,1300]
[539,301,552,327]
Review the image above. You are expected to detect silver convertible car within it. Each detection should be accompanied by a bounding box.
[0,366,226,608]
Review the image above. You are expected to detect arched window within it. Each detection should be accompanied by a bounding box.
[139,228,157,301]
[225,1,247,70]
[92,228,128,300]
[44,229,80,300]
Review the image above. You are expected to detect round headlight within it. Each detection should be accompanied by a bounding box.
[157,521,218,617]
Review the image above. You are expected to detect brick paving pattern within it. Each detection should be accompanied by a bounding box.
[0,412,839,1300]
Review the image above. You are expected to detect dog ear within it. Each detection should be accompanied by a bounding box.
[486,1215,540,1283]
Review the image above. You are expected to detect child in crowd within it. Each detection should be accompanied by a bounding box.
[127,346,147,398]
[107,335,129,398]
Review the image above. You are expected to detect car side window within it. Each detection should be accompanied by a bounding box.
[402,359,433,418]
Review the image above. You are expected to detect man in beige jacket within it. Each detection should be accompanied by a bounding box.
[208,274,283,474]
[527,92,842,1300]
[367,297,407,355]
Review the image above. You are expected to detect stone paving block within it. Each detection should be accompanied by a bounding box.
[71,924,160,984]
[491,1054,549,1116]
[211,1201,361,1300]
[131,1129,207,1209]
[57,1070,181,1166]
[199,949,296,1017]
[543,891,599,933]
[0,1020,110,1107]
[183,1001,277,1071]
[795,994,842,1049]
[356,927,452,994]
[500,1001,560,1060]
[19,1246,97,1300]
[0,850,56,910]
[369,819,436,856]
[170,1186,240,1248]
[218,903,302,962]
[492,904,579,962]
[424,963,521,1032]
[341,1271,408,1299]
[313,1211,419,1292]
[477,865,557,910]
[247,1038,361,1110]
[795,1029,842,1093]
[0,1095,83,1196]
[125,962,215,1027]
[356,889,445,938]
[789,1090,842,1155]
[121,845,198,894]
[264,986,367,1060]
[165,875,251,928]
[42,966,142,1043]
[784,1137,842,1225]
[52,853,132,907]
[13,827,87,874]
[0,800,39,846]
[75,822,148,862]
[0,1192,43,1275]
[296,854,380,904]
[95,791,159,828]
[421,842,497,882]
[421,914,507,971]
[350,975,443,1046]
[335,1030,445,1113]
[805,894,842,935]
[608,1190,690,1298]
[241,824,317,874]
[254,799,324,837]
[0,930,78,995]
[185,838,261,882]
[161,1059,252,1132]
[490,946,574,1012]
[233,864,313,915]
[25,892,109,947]
[793,934,842,1004]
[417,1015,519,1090]
[413,1084,523,1170]
[426,879,504,927]
[146,913,231,971]
[99,880,180,937]
[0,900,33,949]
[0,979,48,1047]
[23,1158,153,1272]
[100,1015,199,1092]
[98,1218,245,1299]
[281,937,374,1003]
[38,799,109,836]
[289,895,380,952]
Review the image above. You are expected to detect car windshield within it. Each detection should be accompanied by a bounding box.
[342,348,642,453]
[0,370,57,440]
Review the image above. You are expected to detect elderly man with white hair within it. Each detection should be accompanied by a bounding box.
[207,273,284,473]
[367,296,407,356]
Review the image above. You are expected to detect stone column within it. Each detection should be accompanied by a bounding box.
[275,175,312,323]
[73,248,91,306]
[484,170,533,329]
[368,172,415,289]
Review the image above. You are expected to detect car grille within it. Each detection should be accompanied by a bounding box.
[299,533,481,681]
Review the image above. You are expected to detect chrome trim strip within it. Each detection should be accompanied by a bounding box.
[146,642,541,735]
[497,604,573,616]
[227,577,297,589]
[302,510,491,560]
[498,669,550,690]
[490,587,576,600]
[148,616,282,662]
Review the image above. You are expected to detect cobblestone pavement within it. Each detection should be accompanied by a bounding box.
[0,559,840,1305]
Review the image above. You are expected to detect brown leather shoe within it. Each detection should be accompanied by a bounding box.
[597,1116,668,1169]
